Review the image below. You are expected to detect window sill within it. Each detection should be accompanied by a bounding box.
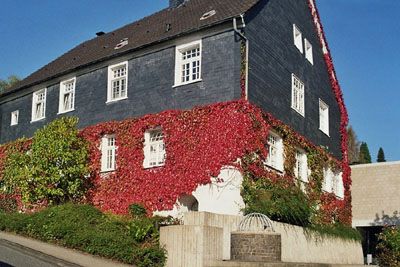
[31,118,46,123]
[143,164,165,170]
[319,128,330,137]
[263,163,284,174]
[10,124,18,127]
[106,96,128,104]
[57,109,75,115]
[100,169,116,174]
[172,79,202,88]
[291,107,305,117]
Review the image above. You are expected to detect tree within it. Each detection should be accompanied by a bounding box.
[3,117,90,205]
[359,142,372,164]
[0,75,21,93]
[377,147,386,162]
[347,126,360,164]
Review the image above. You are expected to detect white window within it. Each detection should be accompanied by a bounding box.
[291,74,305,116]
[31,89,46,122]
[101,135,116,172]
[107,62,128,102]
[174,40,202,86]
[265,131,284,172]
[58,78,75,114]
[294,149,308,191]
[304,39,313,64]
[10,110,19,126]
[143,129,166,168]
[293,24,303,53]
[323,167,344,199]
[319,99,329,135]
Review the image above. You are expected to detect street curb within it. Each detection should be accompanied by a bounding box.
[0,232,132,267]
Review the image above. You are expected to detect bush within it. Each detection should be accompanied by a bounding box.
[2,117,90,205]
[129,203,147,218]
[377,226,400,267]
[0,195,17,213]
[0,203,166,266]
[242,177,313,227]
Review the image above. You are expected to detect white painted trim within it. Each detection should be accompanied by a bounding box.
[293,24,303,54]
[304,38,314,65]
[58,77,76,114]
[10,110,19,126]
[174,39,202,87]
[107,61,129,103]
[319,99,329,136]
[31,88,47,123]
[291,74,305,117]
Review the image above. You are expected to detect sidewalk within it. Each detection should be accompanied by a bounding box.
[0,231,132,267]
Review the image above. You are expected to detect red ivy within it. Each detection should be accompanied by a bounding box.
[80,100,269,214]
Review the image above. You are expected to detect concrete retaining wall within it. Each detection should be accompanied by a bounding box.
[159,212,364,267]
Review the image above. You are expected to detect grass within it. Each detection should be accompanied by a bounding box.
[0,203,166,267]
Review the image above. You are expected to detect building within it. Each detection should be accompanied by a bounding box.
[351,161,400,263]
[0,0,350,221]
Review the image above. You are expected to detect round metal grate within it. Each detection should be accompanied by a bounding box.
[237,213,275,232]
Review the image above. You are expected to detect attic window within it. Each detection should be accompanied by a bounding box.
[114,38,128,50]
[200,10,216,20]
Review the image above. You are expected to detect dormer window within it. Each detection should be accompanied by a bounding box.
[58,78,76,114]
[107,62,128,103]
[31,89,46,122]
[143,128,166,168]
[293,24,303,53]
[174,40,202,87]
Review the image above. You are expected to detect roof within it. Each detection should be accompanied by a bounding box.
[6,0,260,94]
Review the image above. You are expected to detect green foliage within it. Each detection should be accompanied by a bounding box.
[0,75,20,93]
[2,117,90,205]
[242,176,313,227]
[130,218,157,243]
[308,224,362,242]
[377,147,386,163]
[0,196,17,213]
[0,203,166,266]
[358,142,372,164]
[377,226,400,267]
[129,203,147,218]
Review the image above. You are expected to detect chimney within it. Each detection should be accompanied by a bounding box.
[169,0,186,8]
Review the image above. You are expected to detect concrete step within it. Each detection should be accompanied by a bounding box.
[207,261,365,267]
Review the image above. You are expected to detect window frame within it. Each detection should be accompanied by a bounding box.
[143,128,166,169]
[291,74,305,116]
[319,99,329,136]
[293,24,303,53]
[31,88,47,122]
[174,40,202,87]
[107,61,128,103]
[294,149,308,191]
[58,77,76,114]
[101,134,117,173]
[10,110,19,126]
[304,38,314,65]
[264,131,284,172]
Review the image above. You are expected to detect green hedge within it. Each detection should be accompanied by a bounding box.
[0,203,166,266]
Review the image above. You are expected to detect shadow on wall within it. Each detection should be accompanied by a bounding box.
[374,211,400,226]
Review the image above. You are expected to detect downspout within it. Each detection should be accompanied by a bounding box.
[233,14,249,100]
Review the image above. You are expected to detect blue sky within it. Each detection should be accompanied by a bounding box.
[0,0,399,161]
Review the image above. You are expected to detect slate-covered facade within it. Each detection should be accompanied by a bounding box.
[0,0,343,159]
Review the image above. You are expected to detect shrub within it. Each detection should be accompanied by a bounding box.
[2,117,90,205]
[0,203,166,266]
[129,203,147,218]
[377,226,400,267]
[0,195,17,213]
[242,176,313,227]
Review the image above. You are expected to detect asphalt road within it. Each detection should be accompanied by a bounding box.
[0,239,80,267]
